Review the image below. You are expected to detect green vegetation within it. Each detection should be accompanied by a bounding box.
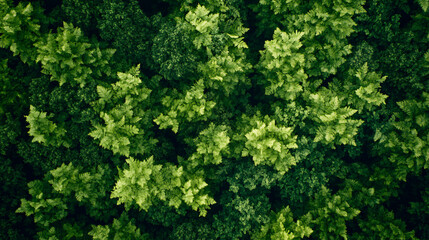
[1,0,427,239]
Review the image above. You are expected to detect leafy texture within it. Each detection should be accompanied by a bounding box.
[242,118,298,174]
[154,79,216,133]
[252,206,313,240]
[89,213,147,240]
[0,1,40,63]
[89,65,156,157]
[187,123,230,167]
[375,92,429,182]
[97,0,152,68]
[35,22,114,87]
[111,156,215,216]
[258,28,306,101]
[16,163,116,239]
[307,88,364,147]
[4,0,428,239]
[25,105,70,148]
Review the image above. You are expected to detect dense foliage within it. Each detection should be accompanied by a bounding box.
[1,0,428,239]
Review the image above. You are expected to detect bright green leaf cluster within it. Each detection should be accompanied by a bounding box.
[184,4,251,95]
[332,63,388,113]
[89,65,156,157]
[48,163,112,206]
[111,156,215,216]
[185,4,221,50]
[188,123,230,167]
[25,105,70,148]
[16,163,115,238]
[89,213,147,240]
[16,180,68,227]
[258,28,306,101]
[255,0,365,77]
[199,47,251,95]
[252,206,313,240]
[35,22,115,87]
[242,118,298,174]
[307,88,364,146]
[154,79,216,133]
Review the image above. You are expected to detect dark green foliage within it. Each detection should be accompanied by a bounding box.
[352,0,428,101]
[211,192,271,239]
[0,112,36,239]
[0,157,36,239]
[151,18,201,83]
[60,0,102,34]
[277,144,345,209]
[97,0,153,68]
[0,113,20,155]
[0,49,38,116]
[352,206,417,240]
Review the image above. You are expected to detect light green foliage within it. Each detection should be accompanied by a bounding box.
[187,123,230,167]
[198,47,252,95]
[255,0,365,77]
[154,79,216,133]
[33,222,86,240]
[307,88,364,146]
[90,112,139,157]
[89,213,147,240]
[185,4,220,50]
[48,163,112,207]
[184,4,251,95]
[111,156,215,216]
[25,105,70,148]
[35,22,115,87]
[89,65,156,157]
[185,4,248,51]
[252,206,313,240]
[375,92,429,181]
[309,186,361,240]
[16,180,68,227]
[242,117,298,174]
[416,0,428,12]
[352,206,417,240]
[0,1,40,63]
[16,163,115,238]
[258,28,306,101]
[331,63,388,113]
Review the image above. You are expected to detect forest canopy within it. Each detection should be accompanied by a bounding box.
[0,0,428,239]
